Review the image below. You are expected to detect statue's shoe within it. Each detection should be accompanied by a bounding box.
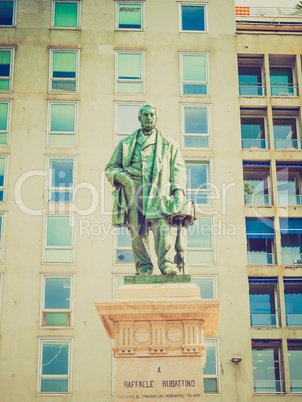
[162,266,178,275]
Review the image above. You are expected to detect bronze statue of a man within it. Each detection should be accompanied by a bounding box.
[105,104,187,275]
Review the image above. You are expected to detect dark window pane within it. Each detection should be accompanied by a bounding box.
[182,5,205,31]
[45,277,71,309]
[41,378,68,393]
[42,342,69,375]
[0,2,13,26]
[239,67,263,96]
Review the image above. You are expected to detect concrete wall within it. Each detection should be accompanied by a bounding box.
[0,0,301,401]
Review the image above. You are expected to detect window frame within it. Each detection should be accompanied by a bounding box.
[0,0,17,27]
[181,103,211,149]
[273,116,300,151]
[283,278,302,327]
[37,337,72,395]
[243,164,272,206]
[0,154,8,203]
[240,113,269,150]
[43,214,75,264]
[40,274,74,328]
[47,101,78,148]
[0,48,14,92]
[203,338,220,394]
[276,164,302,206]
[191,275,217,299]
[186,215,215,266]
[248,278,280,328]
[115,1,144,31]
[280,218,302,266]
[185,159,212,206]
[49,49,80,94]
[46,156,76,204]
[115,50,145,95]
[51,0,81,29]
[245,217,276,266]
[252,340,285,394]
[287,340,302,394]
[269,66,298,97]
[0,100,11,146]
[115,226,134,265]
[178,2,207,33]
[114,101,144,146]
[238,66,265,97]
[179,52,209,96]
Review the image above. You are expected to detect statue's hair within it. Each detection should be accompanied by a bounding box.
[138,104,158,119]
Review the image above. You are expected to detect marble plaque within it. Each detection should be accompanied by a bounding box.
[115,356,204,402]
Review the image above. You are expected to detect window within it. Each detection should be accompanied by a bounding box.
[52,1,80,28]
[113,274,127,299]
[270,67,297,97]
[41,275,73,327]
[288,341,302,393]
[276,163,302,206]
[38,338,72,394]
[116,51,144,94]
[249,278,279,327]
[180,53,208,95]
[0,0,16,26]
[0,156,7,202]
[179,3,206,32]
[273,117,300,150]
[191,276,216,299]
[243,162,272,206]
[48,102,77,147]
[280,218,302,266]
[203,339,219,393]
[241,115,268,149]
[47,157,75,203]
[252,340,284,394]
[44,215,74,263]
[115,102,143,143]
[182,104,210,148]
[0,101,10,144]
[238,67,264,96]
[0,49,13,91]
[116,2,143,30]
[246,218,276,265]
[49,50,79,93]
[116,227,133,264]
[283,278,302,327]
[238,55,265,96]
[187,217,213,265]
[186,161,210,204]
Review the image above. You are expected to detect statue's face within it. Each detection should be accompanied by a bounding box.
[139,107,157,132]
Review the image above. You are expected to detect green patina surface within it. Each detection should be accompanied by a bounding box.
[124,274,191,284]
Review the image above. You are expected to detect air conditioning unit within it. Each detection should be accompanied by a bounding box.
[293,259,302,264]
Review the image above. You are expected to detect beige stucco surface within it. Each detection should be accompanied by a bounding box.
[0,0,302,401]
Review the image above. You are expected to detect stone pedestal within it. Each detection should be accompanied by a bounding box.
[95,279,221,402]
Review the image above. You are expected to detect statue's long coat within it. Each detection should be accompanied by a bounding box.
[105,129,187,225]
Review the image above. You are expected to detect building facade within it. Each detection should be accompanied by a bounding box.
[0,0,301,401]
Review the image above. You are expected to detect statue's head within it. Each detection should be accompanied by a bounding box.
[138,104,158,133]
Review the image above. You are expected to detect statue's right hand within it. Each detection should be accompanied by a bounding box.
[115,172,132,187]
